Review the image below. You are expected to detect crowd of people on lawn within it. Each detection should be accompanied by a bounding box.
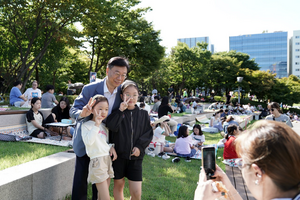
[6,56,300,200]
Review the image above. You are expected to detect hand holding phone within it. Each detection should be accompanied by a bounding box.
[202,146,216,180]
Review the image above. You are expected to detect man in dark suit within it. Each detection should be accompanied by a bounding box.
[70,57,129,200]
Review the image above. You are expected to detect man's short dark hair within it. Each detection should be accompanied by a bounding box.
[154,96,160,100]
[46,84,55,91]
[107,57,130,71]
[13,81,22,86]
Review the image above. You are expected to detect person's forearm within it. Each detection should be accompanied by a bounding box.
[20,95,27,101]
[31,120,45,130]
[227,186,242,200]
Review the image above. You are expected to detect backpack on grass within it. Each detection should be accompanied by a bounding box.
[0,133,17,142]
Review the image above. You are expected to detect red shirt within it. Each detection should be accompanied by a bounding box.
[223,136,238,159]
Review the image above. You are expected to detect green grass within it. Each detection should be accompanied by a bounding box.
[170,112,186,117]
[1,130,224,200]
[85,133,225,200]
[0,142,69,170]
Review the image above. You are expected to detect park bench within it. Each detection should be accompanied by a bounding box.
[225,165,256,200]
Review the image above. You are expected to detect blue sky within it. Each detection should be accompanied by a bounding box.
[137,0,300,53]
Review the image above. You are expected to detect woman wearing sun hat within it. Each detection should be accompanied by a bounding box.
[152,115,175,152]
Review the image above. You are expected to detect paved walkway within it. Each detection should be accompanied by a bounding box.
[292,121,300,135]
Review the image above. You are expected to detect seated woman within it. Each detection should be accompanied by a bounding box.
[152,116,174,152]
[223,124,239,160]
[175,98,186,113]
[158,96,178,136]
[26,97,52,139]
[209,111,223,132]
[190,124,205,148]
[222,115,239,134]
[265,102,293,127]
[44,97,74,138]
[174,125,198,158]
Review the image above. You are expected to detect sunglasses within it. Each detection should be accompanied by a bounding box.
[269,108,275,112]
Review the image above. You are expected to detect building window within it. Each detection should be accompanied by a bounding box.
[296,36,300,39]
[296,69,300,71]
[296,62,300,65]
[296,49,300,52]
[296,42,300,45]
[296,55,300,58]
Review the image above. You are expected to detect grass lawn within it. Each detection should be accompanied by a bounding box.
[85,132,225,200]
[0,142,70,170]
[1,130,224,200]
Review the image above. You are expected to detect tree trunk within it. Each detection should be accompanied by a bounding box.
[88,37,95,76]
[35,66,39,84]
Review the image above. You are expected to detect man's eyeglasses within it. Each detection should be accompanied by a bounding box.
[112,71,127,79]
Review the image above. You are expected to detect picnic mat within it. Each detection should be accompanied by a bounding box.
[23,135,73,147]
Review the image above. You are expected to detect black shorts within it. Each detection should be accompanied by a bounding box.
[30,129,44,138]
[113,157,143,181]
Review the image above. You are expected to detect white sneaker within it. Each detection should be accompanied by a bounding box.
[169,134,176,137]
[147,152,155,157]
[162,154,170,160]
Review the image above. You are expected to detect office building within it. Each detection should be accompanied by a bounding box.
[229,32,288,78]
[178,37,214,53]
[289,30,300,77]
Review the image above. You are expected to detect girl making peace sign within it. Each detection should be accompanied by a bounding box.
[81,94,117,200]
[106,80,153,200]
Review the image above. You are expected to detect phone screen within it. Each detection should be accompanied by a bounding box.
[202,147,216,179]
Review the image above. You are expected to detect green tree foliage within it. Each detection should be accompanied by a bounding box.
[0,0,164,94]
[167,42,211,95]
[215,50,259,70]
[208,55,241,95]
[248,70,276,101]
[271,75,300,105]
[82,0,164,81]
[0,0,95,91]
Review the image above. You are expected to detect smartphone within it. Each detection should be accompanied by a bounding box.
[202,146,216,180]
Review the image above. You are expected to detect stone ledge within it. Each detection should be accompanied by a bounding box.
[0,152,76,200]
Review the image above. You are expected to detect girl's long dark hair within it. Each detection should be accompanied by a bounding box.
[193,124,203,136]
[226,124,238,140]
[177,125,188,138]
[160,96,169,106]
[53,97,70,114]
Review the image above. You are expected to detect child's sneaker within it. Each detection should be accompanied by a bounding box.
[172,157,180,163]
[185,157,191,162]
[169,133,176,137]
[162,154,170,160]
[158,152,165,157]
[147,152,155,157]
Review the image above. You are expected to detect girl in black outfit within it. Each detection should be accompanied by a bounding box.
[106,80,153,200]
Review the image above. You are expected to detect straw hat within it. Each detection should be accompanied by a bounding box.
[153,115,170,125]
